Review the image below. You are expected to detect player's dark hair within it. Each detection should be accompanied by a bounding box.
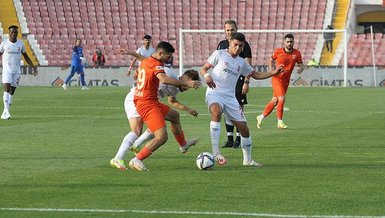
[224,20,237,29]
[284,34,294,39]
[156,41,175,53]
[230,32,245,42]
[8,25,18,30]
[143,34,152,40]
[183,69,200,81]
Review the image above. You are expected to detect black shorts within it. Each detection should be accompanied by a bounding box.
[235,76,247,106]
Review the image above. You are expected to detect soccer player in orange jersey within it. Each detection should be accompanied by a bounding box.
[124,41,201,171]
[256,34,304,129]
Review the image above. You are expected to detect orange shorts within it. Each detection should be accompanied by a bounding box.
[272,78,289,97]
[134,100,170,132]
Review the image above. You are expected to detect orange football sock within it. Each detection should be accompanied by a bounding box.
[136,147,152,160]
[262,101,275,117]
[276,100,284,120]
[174,131,187,147]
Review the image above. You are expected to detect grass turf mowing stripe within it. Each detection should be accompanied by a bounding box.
[0,208,384,218]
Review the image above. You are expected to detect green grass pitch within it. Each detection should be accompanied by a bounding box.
[1,86,385,218]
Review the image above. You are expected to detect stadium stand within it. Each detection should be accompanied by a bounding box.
[347,33,385,66]
[0,0,39,65]
[17,0,328,67]
[8,0,380,67]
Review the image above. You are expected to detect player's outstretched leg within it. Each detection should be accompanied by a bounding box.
[256,115,264,129]
[110,132,139,170]
[180,138,199,153]
[131,129,154,153]
[241,136,263,167]
[276,99,287,129]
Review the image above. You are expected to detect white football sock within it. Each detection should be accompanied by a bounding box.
[210,121,221,156]
[115,132,138,160]
[3,92,10,111]
[9,94,13,106]
[241,136,252,162]
[133,129,154,148]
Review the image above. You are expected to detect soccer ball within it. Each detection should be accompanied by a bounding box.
[196,152,215,170]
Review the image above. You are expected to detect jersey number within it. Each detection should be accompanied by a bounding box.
[136,68,146,90]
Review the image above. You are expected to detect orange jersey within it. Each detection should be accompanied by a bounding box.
[133,56,169,132]
[271,48,302,86]
[134,56,165,101]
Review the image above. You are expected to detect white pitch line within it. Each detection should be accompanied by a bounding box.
[8,105,385,119]
[0,208,383,218]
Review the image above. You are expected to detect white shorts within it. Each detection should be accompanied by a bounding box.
[2,71,21,87]
[124,89,140,119]
[205,92,246,122]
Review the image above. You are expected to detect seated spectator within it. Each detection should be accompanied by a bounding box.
[92,48,105,67]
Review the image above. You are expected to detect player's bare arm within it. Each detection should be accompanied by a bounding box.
[297,63,304,74]
[167,96,198,118]
[129,58,137,69]
[241,83,249,95]
[22,52,38,76]
[128,55,137,76]
[249,64,284,80]
[268,57,276,72]
[242,76,250,95]
[113,49,145,61]
[157,73,200,89]
[241,58,251,94]
[200,63,215,88]
[114,49,145,76]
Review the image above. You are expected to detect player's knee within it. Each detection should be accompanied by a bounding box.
[238,125,250,137]
[278,96,285,102]
[209,106,222,119]
[131,124,143,136]
[133,129,141,136]
[166,110,180,123]
[157,133,168,144]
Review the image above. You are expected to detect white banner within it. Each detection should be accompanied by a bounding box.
[0,66,135,87]
[1,66,385,87]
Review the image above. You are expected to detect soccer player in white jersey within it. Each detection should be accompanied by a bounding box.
[0,25,38,120]
[110,49,200,170]
[128,35,155,77]
[200,32,283,166]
